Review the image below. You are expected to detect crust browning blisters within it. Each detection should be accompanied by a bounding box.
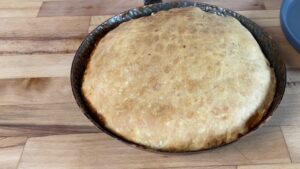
[82,7,276,151]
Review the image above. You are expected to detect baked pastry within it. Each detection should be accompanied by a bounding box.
[82,7,276,151]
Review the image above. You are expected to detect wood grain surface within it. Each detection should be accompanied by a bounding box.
[2,0,300,168]
[38,0,143,16]
[0,38,82,55]
[0,16,90,38]
[0,0,42,18]
[0,137,27,169]
[0,78,74,105]
[0,54,73,79]
[17,127,289,169]
[238,164,300,169]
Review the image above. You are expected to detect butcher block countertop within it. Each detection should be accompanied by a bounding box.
[1,0,300,169]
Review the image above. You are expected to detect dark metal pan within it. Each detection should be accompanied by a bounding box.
[70,0,286,153]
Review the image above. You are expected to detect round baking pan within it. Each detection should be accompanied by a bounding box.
[280,0,300,53]
[71,0,286,153]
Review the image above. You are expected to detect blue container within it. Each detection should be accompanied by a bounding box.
[281,0,300,53]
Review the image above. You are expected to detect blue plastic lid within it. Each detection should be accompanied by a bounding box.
[281,0,300,53]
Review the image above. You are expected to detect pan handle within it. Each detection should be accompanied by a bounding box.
[144,0,162,5]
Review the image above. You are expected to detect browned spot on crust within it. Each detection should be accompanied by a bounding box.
[223,106,229,112]
[207,96,213,104]
[212,106,229,119]
[212,107,220,115]
[138,86,147,96]
[187,111,195,118]
[203,132,228,149]
[178,24,188,34]
[150,103,175,118]
[158,104,175,114]
[186,79,198,92]
[122,99,136,111]
[166,44,176,52]
[219,43,226,48]
[246,110,263,130]
[139,64,150,72]
[164,65,171,73]
[174,81,181,91]
[148,76,160,90]
[183,99,192,107]
[173,57,180,64]
[191,27,198,33]
[110,69,121,77]
[198,100,204,107]
[96,113,106,126]
[151,55,160,63]
[221,115,228,120]
[155,43,163,51]
[153,35,159,41]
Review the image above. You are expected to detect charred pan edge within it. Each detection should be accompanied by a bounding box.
[70,1,286,154]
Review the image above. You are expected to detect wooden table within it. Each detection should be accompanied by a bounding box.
[1,0,300,168]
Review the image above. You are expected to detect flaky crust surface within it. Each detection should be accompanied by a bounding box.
[82,7,276,151]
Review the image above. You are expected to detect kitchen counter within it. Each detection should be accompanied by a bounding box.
[1,0,300,169]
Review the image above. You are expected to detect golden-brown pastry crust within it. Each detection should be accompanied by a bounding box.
[82,7,276,151]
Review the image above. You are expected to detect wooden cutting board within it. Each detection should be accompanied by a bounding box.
[1,0,300,169]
